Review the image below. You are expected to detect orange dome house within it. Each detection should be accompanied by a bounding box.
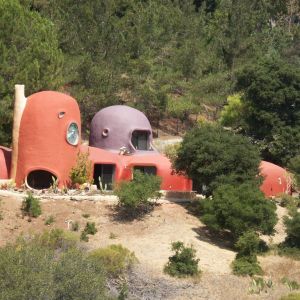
[260,161,292,197]
[14,88,81,189]
[0,85,293,197]
[88,105,192,191]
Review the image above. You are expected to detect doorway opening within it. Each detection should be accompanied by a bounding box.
[26,170,57,190]
[93,164,115,190]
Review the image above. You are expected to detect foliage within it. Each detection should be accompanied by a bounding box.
[174,124,261,194]
[200,182,277,238]
[282,277,300,291]
[69,152,92,186]
[44,215,55,225]
[219,93,245,128]
[284,212,300,248]
[236,57,300,165]
[164,143,181,165]
[0,0,63,145]
[89,244,137,277]
[22,192,42,218]
[232,231,264,277]
[115,170,161,215]
[164,241,200,278]
[83,222,97,235]
[248,277,273,294]
[231,255,263,276]
[235,231,261,257]
[80,222,97,242]
[0,230,109,300]
[288,155,300,189]
[82,213,90,218]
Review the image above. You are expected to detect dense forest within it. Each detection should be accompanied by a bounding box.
[0,0,299,166]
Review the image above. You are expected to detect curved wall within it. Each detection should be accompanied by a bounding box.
[89,105,155,153]
[260,161,292,197]
[15,91,81,188]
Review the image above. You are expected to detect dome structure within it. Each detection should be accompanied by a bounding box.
[260,161,292,197]
[89,105,156,154]
[15,91,81,189]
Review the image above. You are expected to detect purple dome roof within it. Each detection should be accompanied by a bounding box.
[89,105,156,153]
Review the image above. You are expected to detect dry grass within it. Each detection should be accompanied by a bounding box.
[0,194,299,299]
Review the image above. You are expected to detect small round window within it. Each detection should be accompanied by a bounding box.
[66,122,79,145]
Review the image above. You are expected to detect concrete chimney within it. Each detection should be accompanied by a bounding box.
[10,85,27,180]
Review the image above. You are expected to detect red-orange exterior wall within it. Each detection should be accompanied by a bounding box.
[260,161,292,197]
[0,146,12,179]
[15,91,81,187]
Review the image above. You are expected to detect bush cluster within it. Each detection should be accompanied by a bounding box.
[0,230,109,300]
[231,231,263,276]
[80,222,97,242]
[69,152,92,186]
[89,244,137,277]
[21,193,42,218]
[200,182,277,239]
[115,170,161,216]
[164,241,200,278]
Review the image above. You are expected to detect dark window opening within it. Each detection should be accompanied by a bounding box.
[93,164,115,190]
[131,130,150,150]
[26,170,57,190]
[134,166,157,176]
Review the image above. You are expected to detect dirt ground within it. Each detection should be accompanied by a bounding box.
[0,194,299,300]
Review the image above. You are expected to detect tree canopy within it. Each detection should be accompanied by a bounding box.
[0,0,63,145]
[173,124,261,194]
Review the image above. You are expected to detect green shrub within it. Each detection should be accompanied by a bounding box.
[174,124,261,194]
[164,241,200,278]
[80,231,89,242]
[89,244,137,277]
[288,155,300,189]
[27,229,78,251]
[277,245,300,261]
[80,222,97,242]
[201,182,277,238]
[248,276,273,294]
[84,222,97,235]
[279,194,300,215]
[54,248,107,300]
[115,170,161,215]
[235,231,260,257]
[21,192,42,218]
[82,213,90,218]
[281,277,300,291]
[231,255,263,276]
[232,231,264,276]
[0,230,109,300]
[69,152,92,186]
[283,212,300,248]
[44,215,55,225]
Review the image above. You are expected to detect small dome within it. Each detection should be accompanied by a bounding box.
[89,105,155,153]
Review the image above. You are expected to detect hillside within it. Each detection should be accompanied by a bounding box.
[0,193,299,299]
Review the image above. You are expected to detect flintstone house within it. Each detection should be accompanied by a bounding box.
[0,85,292,197]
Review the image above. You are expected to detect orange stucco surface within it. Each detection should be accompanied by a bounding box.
[260,161,291,197]
[0,90,292,196]
[15,91,81,187]
[0,146,11,179]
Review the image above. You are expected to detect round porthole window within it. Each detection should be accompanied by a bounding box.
[102,128,109,137]
[66,122,79,145]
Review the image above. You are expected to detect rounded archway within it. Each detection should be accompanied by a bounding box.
[26,170,57,190]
